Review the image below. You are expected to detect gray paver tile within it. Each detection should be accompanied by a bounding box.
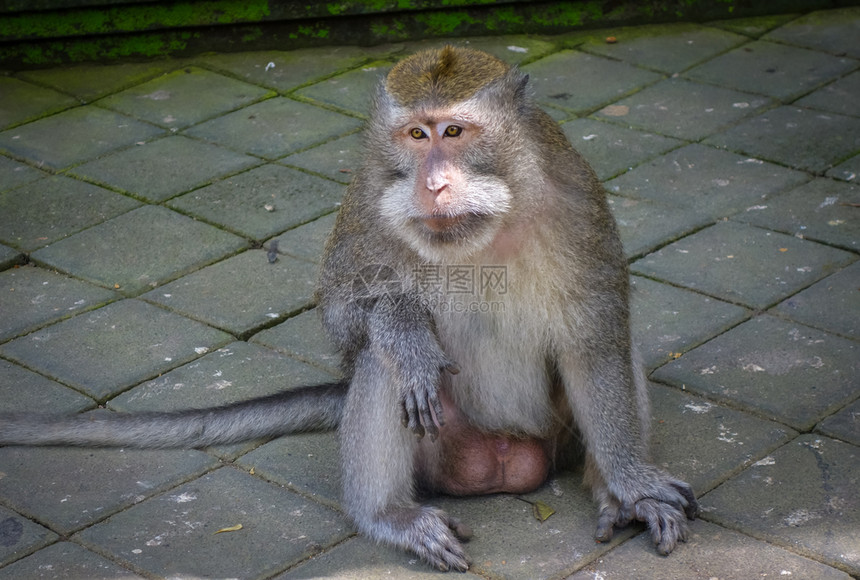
[703,106,860,174]
[596,78,772,141]
[0,442,216,535]
[0,107,164,170]
[772,261,860,339]
[630,276,749,371]
[705,14,801,38]
[0,77,78,130]
[605,144,809,220]
[0,299,232,400]
[609,195,712,259]
[0,155,47,193]
[295,62,391,117]
[109,341,334,413]
[764,7,860,57]
[652,315,860,431]
[197,46,388,92]
[0,175,141,252]
[76,467,350,579]
[0,264,118,341]
[0,359,93,414]
[827,153,860,182]
[631,221,856,309]
[251,308,341,375]
[403,36,557,66]
[0,245,23,270]
[577,23,747,73]
[31,205,247,295]
[268,212,337,265]
[703,434,860,576]
[795,70,860,117]
[649,384,797,496]
[561,118,682,181]
[142,250,317,336]
[69,136,260,202]
[168,164,344,240]
[279,535,486,579]
[0,542,144,580]
[184,97,363,159]
[523,51,662,114]
[281,131,362,184]
[98,66,274,129]
[734,177,859,251]
[1,15,859,580]
[238,432,341,508]
[0,506,58,567]
[684,40,857,101]
[569,519,852,580]
[816,398,860,447]
[434,471,630,579]
[17,61,170,103]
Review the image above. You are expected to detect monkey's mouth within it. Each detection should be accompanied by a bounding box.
[422,214,468,232]
[417,212,491,244]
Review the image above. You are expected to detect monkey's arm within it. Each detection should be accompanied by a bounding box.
[558,299,699,554]
[316,191,456,440]
[366,296,459,439]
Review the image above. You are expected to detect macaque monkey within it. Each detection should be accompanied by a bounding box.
[0,47,698,571]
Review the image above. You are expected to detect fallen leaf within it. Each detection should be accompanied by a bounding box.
[214,524,243,535]
[533,501,555,522]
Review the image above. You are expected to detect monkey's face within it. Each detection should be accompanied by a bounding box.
[377,105,513,263]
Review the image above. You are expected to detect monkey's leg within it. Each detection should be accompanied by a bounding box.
[561,350,698,555]
[340,349,470,572]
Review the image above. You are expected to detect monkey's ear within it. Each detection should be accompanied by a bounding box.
[518,74,530,99]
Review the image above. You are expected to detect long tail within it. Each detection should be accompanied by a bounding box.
[0,382,347,449]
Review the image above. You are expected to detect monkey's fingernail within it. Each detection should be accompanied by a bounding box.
[446,363,460,375]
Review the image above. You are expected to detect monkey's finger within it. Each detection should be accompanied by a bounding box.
[402,394,426,438]
[672,481,700,519]
[444,361,460,375]
[420,401,440,441]
[429,393,445,429]
[447,517,473,541]
[633,498,688,556]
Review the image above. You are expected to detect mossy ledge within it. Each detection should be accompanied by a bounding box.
[0,0,855,68]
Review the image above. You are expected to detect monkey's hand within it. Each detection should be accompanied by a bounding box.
[600,467,699,555]
[399,350,460,441]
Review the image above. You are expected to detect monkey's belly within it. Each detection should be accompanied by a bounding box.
[435,302,559,437]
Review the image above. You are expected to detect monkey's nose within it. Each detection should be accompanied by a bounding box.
[425,178,450,196]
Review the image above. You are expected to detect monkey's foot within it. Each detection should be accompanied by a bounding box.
[373,506,471,572]
[597,472,699,555]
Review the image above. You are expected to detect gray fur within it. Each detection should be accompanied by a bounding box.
[0,383,345,448]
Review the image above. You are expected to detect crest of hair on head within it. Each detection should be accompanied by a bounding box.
[385,46,511,108]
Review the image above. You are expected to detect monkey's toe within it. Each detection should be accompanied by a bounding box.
[634,498,690,556]
[593,506,618,542]
[403,507,471,572]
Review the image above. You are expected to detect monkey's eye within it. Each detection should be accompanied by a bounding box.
[444,125,463,137]
[410,128,428,139]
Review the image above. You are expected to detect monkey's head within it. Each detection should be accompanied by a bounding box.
[367,46,537,263]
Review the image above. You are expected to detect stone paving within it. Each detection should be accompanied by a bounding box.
[0,7,858,580]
